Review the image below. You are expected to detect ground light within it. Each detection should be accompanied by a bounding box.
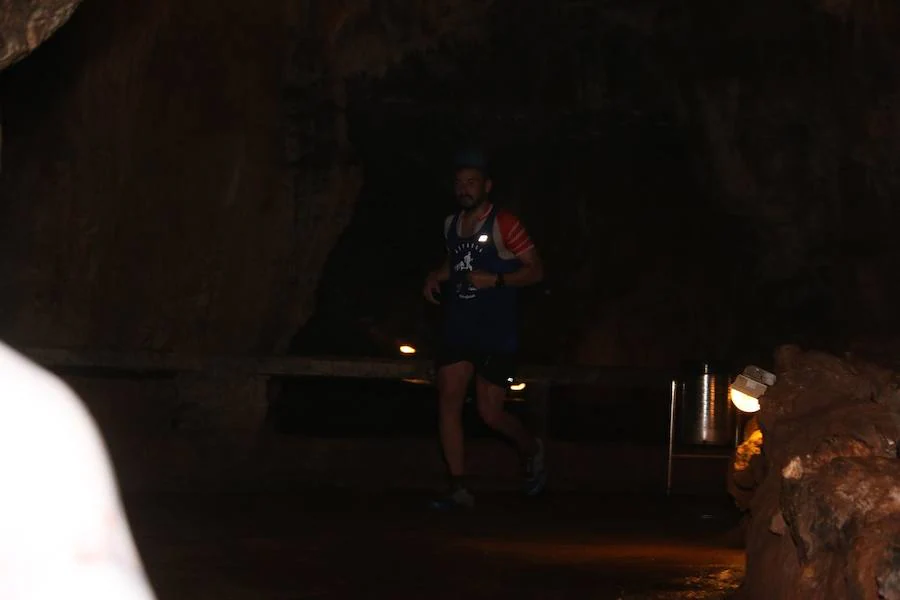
[729,365,776,414]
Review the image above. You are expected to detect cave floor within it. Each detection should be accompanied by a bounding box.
[126,490,745,600]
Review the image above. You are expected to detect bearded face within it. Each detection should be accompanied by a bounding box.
[454,167,492,211]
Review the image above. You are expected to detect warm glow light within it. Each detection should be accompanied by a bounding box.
[510,382,526,392]
[730,388,761,413]
[399,345,417,355]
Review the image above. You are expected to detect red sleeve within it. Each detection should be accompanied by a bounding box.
[496,210,535,256]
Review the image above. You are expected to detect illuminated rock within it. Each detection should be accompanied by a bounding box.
[735,345,900,599]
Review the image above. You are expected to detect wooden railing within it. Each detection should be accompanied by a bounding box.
[22,347,675,388]
[23,347,730,495]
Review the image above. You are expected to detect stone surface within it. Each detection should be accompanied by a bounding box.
[126,491,744,600]
[782,457,900,599]
[288,0,900,369]
[728,427,763,511]
[61,372,271,493]
[0,0,81,71]
[732,345,900,599]
[0,0,497,356]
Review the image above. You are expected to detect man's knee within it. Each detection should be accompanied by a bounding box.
[475,377,507,427]
[476,400,505,428]
[437,362,472,410]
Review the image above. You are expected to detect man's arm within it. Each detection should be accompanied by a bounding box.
[424,216,456,303]
[469,209,545,288]
[499,246,543,287]
[424,255,451,304]
[430,215,455,282]
[428,255,451,283]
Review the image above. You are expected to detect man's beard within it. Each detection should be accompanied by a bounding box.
[457,194,485,212]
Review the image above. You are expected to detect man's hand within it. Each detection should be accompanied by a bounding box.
[424,258,451,304]
[467,270,497,290]
[423,273,442,304]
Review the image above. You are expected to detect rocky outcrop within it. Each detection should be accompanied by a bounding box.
[0,0,81,71]
[0,0,495,354]
[0,0,498,492]
[735,345,900,599]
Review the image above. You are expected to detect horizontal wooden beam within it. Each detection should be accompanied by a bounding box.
[21,348,674,388]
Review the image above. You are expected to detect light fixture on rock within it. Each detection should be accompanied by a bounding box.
[730,365,776,413]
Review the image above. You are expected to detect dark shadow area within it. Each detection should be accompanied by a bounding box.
[270,376,531,438]
[270,379,671,444]
[287,8,762,369]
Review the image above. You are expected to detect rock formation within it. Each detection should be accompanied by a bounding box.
[0,0,81,71]
[0,0,499,491]
[0,0,495,355]
[733,345,900,599]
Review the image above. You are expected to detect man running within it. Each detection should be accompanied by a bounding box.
[423,151,547,510]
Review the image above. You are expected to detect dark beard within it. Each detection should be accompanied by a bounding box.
[458,195,485,213]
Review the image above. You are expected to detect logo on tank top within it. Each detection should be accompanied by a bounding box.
[452,240,487,300]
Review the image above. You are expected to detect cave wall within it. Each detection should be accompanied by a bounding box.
[298,0,900,370]
[0,0,500,491]
[674,0,900,354]
[0,0,495,355]
[6,0,900,494]
[1,0,332,354]
[7,0,900,366]
[0,0,82,71]
[296,0,756,368]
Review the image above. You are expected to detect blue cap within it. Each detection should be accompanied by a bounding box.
[454,148,490,175]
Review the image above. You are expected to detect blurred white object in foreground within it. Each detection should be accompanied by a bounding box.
[0,341,156,599]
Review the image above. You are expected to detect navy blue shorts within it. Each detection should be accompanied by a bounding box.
[434,346,516,388]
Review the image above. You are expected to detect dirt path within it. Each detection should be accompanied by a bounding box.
[125,491,745,599]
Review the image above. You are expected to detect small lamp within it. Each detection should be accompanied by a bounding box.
[730,365,776,413]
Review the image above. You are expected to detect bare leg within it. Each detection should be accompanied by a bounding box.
[437,361,474,477]
[474,376,539,456]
